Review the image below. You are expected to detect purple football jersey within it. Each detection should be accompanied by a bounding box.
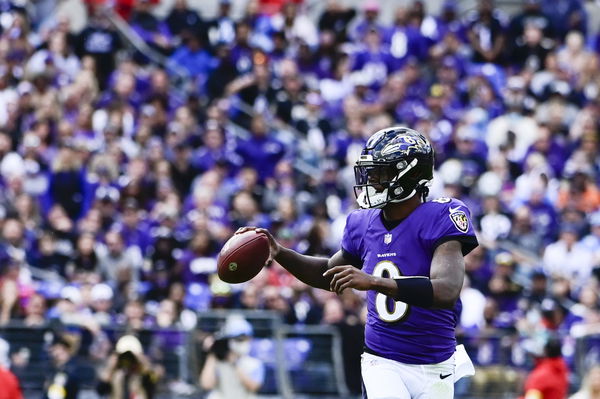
[341,197,478,364]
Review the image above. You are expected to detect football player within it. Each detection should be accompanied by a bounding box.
[238,126,478,398]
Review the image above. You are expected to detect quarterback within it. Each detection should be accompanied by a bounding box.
[239,127,478,398]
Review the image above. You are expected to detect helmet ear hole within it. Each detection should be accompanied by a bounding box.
[394,187,403,195]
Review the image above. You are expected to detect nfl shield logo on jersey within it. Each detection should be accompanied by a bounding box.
[449,209,469,233]
[384,233,392,244]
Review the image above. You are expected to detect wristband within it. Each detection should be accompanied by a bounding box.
[394,277,434,308]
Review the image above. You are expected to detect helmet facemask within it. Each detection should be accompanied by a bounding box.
[353,155,422,209]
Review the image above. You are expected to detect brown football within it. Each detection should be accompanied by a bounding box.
[217,231,270,283]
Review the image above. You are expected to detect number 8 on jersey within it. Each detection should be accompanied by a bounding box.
[373,261,409,323]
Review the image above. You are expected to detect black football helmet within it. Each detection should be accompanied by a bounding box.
[354,126,434,209]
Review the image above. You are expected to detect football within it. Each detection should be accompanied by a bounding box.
[217,231,271,283]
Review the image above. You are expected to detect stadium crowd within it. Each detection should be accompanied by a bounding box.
[0,0,600,396]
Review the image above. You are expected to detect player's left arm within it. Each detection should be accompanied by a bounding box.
[326,240,464,309]
[428,240,465,308]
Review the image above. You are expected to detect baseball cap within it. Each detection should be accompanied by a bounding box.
[221,314,253,338]
[91,283,113,302]
[495,252,515,266]
[60,286,82,304]
[116,335,143,355]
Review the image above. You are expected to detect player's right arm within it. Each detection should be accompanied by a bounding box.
[235,227,348,291]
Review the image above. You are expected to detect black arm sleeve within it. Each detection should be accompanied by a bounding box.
[394,277,434,308]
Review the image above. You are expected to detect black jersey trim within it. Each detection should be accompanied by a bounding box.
[341,247,363,269]
[433,235,479,256]
[379,211,406,231]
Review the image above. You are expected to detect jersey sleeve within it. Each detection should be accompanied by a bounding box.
[341,210,364,268]
[422,198,479,256]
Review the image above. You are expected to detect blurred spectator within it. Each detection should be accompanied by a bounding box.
[521,338,569,399]
[0,337,22,399]
[165,0,203,39]
[234,114,285,180]
[48,146,85,221]
[169,31,214,80]
[27,32,80,85]
[69,233,99,278]
[76,13,122,89]
[28,231,70,277]
[23,292,47,326]
[200,314,264,399]
[509,22,553,72]
[570,364,600,399]
[508,0,554,41]
[556,171,600,213]
[207,0,236,47]
[90,283,114,326]
[570,284,600,337]
[322,296,364,394]
[466,0,507,64]
[350,0,387,43]
[318,0,356,44]
[130,0,173,58]
[0,260,20,325]
[557,31,594,79]
[487,252,522,316]
[541,0,585,40]
[539,298,583,336]
[543,225,594,289]
[271,2,318,48]
[97,335,161,399]
[486,76,539,163]
[98,230,142,287]
[522,271,549,307]
[507,206,544,255]
[43,334,83,399]
[581,211,600,267]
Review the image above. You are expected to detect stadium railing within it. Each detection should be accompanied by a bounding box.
[4,310,599,399]
[0,309,350,399]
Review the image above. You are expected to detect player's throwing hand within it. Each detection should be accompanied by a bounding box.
[324,265,374,294]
